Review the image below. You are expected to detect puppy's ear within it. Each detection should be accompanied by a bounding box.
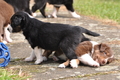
[99,43,109,52]
[94,43,109,51]
[11,15,23,27]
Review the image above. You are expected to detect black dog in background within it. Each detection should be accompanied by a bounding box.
[32,0,80,18]
[4,0,80,18]
[4,0,32,15]
[10,12,100,68]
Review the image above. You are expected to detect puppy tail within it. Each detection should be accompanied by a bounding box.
[81,27,100,37]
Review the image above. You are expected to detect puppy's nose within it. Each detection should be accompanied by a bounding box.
[101,60,106,65]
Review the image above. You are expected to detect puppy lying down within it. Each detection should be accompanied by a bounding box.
[43,41,114,68]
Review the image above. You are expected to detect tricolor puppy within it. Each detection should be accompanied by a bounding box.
[10,12,100,68]
[32,0,80,18]
[50,41,114,68]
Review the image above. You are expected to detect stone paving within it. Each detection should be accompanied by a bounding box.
[6,6,120,80]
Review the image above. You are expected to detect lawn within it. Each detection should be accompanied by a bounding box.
[74,0,120,24]
[0,68,29,80]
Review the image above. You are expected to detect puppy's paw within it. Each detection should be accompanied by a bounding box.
[3,41,8,44]
[6,38,13,43]
[58,64,66,68]
[70,59,78,68]
[35,59,43,65]
[73,15,81,19]
[92,61,100,67]
[43,56,47,61]
[48,14,57,18]
[32,13,37,17]
[24,57,34,62]
[70,12,81,18]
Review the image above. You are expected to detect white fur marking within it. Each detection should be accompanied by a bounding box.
[103,55,114,65]
[90,41,99,56]
[90,41,98,45]
[24,12,34,18]
[69,11,81,18]
[70,59,78,68]
[34,47,43,64]
[58,64,66,68]
[51,7,58,18]
[32,13,37,17]
[3,24,12,43]
[78,54,100,67]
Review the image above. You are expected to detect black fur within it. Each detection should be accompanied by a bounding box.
[32,0,74,17]
[4,0,32,15]
[10,12,100,60]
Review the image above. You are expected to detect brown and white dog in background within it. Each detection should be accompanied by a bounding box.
[0,0,14,43]
[43,41,114,68]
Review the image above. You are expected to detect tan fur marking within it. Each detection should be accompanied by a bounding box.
[63,59,70,67]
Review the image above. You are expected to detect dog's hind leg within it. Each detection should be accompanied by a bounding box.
[42,50,53,61]
[39,4,47,18]
[49,6,60,18]
[60,39,79,68]
[34,47,44,64]
[58,59,70,68]
[65,4,80,18]
[32,0,47,17]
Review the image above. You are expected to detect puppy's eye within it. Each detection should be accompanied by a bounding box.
[104,52,107,55]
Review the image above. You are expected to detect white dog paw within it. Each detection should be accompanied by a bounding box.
[24,57,34,62]
[70,12,81,19]
[32,13,37,17]
[73,15,81,19]
[58,64,66,68]
[34,59,43,65]
[48,14,57,18]
[92,62,100,67]
[70,59,78,68]
[7,38,13,43]
[3,41,8,44]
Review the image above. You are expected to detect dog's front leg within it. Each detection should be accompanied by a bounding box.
[70,59,80,68]
[34,47,44,64]
[78,54,100,67]
[24,50,36,61]
[58,59,70,68]
[3,24,13,44]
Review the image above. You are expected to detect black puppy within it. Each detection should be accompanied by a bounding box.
[11,12,100,68]
[4,0,32,15]
[32,0,80,18]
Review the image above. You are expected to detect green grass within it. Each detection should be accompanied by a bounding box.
[74,0,120,24]
[0,68,29,80]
